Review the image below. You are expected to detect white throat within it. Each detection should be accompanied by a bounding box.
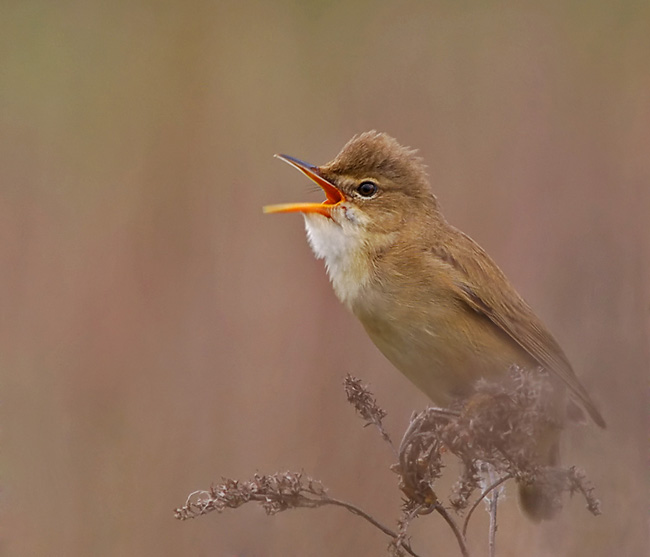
[303,211,371,306]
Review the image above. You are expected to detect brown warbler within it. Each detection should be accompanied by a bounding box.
[264,131,605,520]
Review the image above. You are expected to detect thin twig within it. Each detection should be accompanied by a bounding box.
[488,490,498,557]
[434,504,471,557]
[462,474,512,536]
[324,498,403,543]
[313,497,423,557]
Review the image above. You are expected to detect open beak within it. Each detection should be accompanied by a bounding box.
[263,154,344,217]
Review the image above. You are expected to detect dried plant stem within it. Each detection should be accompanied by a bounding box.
[175,475,423,557]
[323,497,420,556]
[462,474,512,536]
[488,490,498,557]
[434,504,471,557]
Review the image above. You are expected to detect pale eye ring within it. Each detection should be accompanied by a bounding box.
[357,181,378,197]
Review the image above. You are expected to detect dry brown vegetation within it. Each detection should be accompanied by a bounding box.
[175,370,601,556]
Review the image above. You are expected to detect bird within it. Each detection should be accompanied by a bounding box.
[263,131,605,520]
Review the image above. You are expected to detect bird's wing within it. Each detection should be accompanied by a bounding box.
[434,228,606,428]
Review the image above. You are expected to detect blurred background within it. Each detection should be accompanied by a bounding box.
[1,1,648,555]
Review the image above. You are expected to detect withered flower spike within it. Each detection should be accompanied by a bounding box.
[344,374,394,450]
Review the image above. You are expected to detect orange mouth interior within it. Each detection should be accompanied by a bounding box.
[263,154,343,217]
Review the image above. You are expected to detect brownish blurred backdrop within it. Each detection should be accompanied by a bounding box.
[1,1,648,556]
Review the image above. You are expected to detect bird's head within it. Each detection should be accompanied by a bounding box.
[264,131,437,237]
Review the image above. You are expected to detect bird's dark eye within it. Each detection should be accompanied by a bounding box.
[357,181,378,197]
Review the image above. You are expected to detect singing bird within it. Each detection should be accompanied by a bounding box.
[264,131,605,520]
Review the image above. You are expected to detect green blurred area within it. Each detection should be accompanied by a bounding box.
[1,1,648,555]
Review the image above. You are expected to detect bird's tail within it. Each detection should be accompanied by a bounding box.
[518,433,562,521]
